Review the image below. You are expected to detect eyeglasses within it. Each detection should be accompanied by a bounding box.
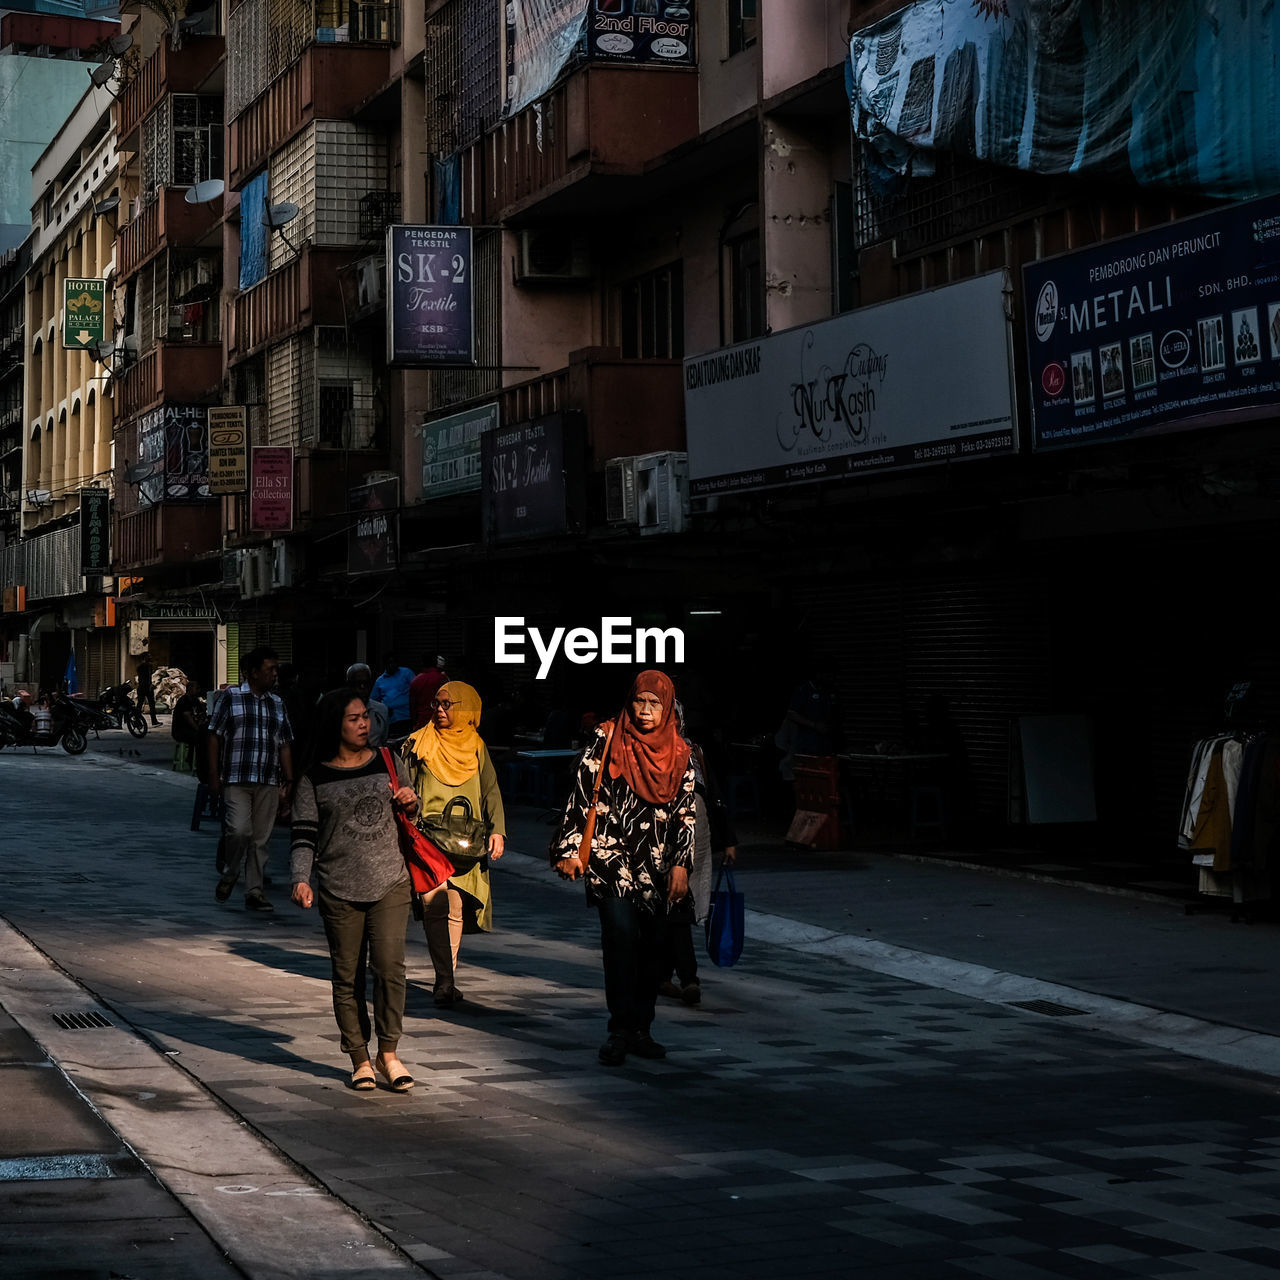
[430,699,458,711]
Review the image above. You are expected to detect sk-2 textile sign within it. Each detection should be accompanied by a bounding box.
[589,0,695,65]
[481,412,584,542]
[419,402,497,500]
[683,271,1017,496]
[250,447,293,532]
[348,477,399,574]
[207,406,248,494]
[1024,194,1280,450]
[386,225,474,366]
[79,488,110,576]
[62,278,106,349]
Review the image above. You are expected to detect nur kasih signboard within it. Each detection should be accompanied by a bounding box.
[683,271,1017,496]
[1024,195,1280,450]
[386,225,474,366]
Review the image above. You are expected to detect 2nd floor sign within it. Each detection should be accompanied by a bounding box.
[63,279,106,349]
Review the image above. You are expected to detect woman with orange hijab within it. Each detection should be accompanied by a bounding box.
[552,670,697,1066]
[402,681,506,1007]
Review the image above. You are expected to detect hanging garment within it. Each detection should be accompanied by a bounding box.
[1189,742,1233,871]
[1180,735,1227,849]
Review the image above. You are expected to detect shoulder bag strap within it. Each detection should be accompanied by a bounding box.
[379,746,400,792]
[576,720,617,872]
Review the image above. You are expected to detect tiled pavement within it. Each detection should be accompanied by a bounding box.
[5,751,1280,1277]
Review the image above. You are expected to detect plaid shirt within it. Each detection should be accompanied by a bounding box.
[209,687,293,786]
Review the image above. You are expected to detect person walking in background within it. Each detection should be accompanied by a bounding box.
[209,646,294,912]
[343,664,390,747]
[372,653,415,738]
[402,682,506,1008]
[409,655,448,731]
[136,654,160,726]
[659,701,738,1008]
[291,690,418,1092]
[552,670,696,1067]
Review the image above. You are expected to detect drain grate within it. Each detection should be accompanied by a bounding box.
[1008,999,1085,1018]
[52,1011,112,1030]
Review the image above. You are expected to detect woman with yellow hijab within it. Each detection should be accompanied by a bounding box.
[401,681,506,1007]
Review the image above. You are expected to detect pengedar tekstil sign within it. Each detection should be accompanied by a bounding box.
[1024,194,1280,449]
[250,447,293,532]
[386,225,474,366]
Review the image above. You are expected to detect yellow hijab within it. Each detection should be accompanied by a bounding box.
[405,681,483,786]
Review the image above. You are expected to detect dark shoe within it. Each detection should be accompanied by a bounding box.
[433,988,463,1008]
[214,873,236,903]
[628,1032,666,1060]
[658,981,682,1000]
[262,874,274,888]
[244,890,274,912]
[680,982,702,1007]
[598,1033,629,1066]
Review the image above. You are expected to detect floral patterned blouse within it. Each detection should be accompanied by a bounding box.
[551,722,697,912]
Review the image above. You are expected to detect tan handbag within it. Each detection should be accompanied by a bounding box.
[576,719,616,872]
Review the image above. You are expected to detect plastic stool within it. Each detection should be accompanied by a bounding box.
[726,775,760,819]
[172,741,194,774]
[909,785,946,841]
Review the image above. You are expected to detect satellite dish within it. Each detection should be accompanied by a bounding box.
[262,202,299,229]
[108,33,134,55]
[90,60,116,87]
[93,195,120,216]
[122,334,139,355]
[87,340,115,363]
[177,14,205,32]
[126,459,159,484]
[185,179,225,205]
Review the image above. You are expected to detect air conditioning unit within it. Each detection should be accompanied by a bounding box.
[271,539,303,589]
[238,547,271,599]
[689,494,720,517]
[515,229,590,283]
[634,451,689,536]
[604,456,638,526]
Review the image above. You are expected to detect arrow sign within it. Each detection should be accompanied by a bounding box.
[77,330,91,345]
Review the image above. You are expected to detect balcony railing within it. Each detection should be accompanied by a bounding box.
[117,344,223,421]
[117,37,226,148]
[229,249,350,362]
[117,188,222,281]
[461,65,699,223]
[115,503,223,572]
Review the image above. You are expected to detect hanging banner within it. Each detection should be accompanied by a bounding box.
[164,405,209,500]
[348,477,399,574]
[386,225,474,366]
[506,0,588,114]
[1024,194,1280,451]
[62,277,106,349]
[250,447,293,532]
[207,406,248,494]
[684,271,1018,496]
[587,1,695,65]
[850,1,1280,201]
[79,487,110,575]
[418,402,497,501]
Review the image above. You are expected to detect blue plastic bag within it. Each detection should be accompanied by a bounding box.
[704,863,744,967]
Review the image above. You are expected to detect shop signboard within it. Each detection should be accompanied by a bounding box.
[62,277,106,349]
[419,402,496,500]
[1024,194,1280,450]
[207,406,248,494]
[481,412,584,541]
[386,225,474,366]
[588,1,695,66]
[348,476,399,574]
[79,487,110,575]
[250,447,293,532]
[683,270,1017,496]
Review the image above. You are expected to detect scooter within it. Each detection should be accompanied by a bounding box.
[95,683,149,738]
[0,697,88,755]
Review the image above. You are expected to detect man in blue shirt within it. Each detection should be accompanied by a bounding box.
[371,653,415,738]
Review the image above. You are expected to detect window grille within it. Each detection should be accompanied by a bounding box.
[424,230,499,411]
[615,261,684,359]
[358,190,400,240]
[140,96,223,201]
[425,0,500,154]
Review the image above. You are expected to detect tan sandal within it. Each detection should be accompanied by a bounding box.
[349,1061,376,1091]
[374,1052,414,1091]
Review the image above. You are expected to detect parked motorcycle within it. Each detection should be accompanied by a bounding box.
[0,696,88,755]
[95,683,149,738]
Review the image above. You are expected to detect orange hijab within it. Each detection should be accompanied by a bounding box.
[404,681,483,786]
[606,670,690,806]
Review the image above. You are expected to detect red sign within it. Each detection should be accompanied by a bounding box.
[1041,361,1066,397]
[250,447,293,532]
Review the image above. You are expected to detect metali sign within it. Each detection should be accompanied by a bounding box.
[1024,195,1280,450]
[62,278,106,349]
[79,488,110,575]
[386,225,474,366]
[207,406,248,494]
[250,447,293,532]
[588,1,695,65]
[419,402,497,500]
[683,271,1018,496]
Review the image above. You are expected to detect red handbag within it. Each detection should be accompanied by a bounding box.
[380,748,452,893]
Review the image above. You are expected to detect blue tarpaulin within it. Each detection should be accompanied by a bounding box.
[849,1,1280,200]
[238,170,269,291]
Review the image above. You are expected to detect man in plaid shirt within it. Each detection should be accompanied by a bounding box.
[208,646,295,912]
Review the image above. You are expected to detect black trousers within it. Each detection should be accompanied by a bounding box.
[597,896,667,1035]
[139,685,158,721]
